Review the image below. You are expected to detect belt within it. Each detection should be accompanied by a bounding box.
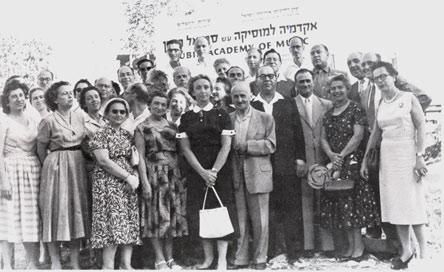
[51,145,82,152]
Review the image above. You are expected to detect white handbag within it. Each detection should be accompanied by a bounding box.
[199,186,234,238]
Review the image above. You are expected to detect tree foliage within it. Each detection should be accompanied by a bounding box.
[0,35,52,89]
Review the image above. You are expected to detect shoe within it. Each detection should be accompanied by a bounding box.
[193,259,217,270]
[166,259,182,270]
[227,263,249,269]
[302,250,315,258]
[322,250,336,259]
[154,260,169,270]
[336,255,352,262]
[391,254,414,270]
[253,263,267,270]
[350,254,368,262]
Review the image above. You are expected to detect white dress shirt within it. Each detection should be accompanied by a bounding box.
[252,92,285,115]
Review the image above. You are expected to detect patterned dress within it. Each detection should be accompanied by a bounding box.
[320,102,380,229]
[137,118,187,238]
[89,125,141,248]
[0,115,41,242]
[178,105,238,240]
[38,110,90,242]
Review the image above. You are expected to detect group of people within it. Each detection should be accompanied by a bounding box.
[0,35,432,270]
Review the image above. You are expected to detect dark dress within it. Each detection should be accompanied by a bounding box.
[89,125,141,248]
[136,119,188,238]
[320,102,380,229]
[178,107,238,240]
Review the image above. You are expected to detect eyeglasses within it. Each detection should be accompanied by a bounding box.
[74,88,86,94]
[374,74,389,82]
[111,109,127,115]
[139,67,153,72]
[229,73,243,78]
[39,77,52,82]
[258,74,276,80]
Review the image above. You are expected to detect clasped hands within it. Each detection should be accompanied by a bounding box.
[200,168,218,187]
[124,174,139,194]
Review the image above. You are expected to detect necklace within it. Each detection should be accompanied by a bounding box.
[383,91,400,104]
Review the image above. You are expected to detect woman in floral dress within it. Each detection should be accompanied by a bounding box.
[135,91,187,269]
[89,98,141,269]
[320,74,379,261]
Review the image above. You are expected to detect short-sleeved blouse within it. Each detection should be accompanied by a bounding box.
[323,101,367,154]
[37,110,86,150]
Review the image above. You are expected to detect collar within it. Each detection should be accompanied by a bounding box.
[313,66,329,74]
[253,92,284,104]
[192,103,214,113]
[235,106,252,120]
[298,93,313,101]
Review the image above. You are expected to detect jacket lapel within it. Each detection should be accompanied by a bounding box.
[246,108,258,139]
[311,95,322,127]
[295,96,311,128]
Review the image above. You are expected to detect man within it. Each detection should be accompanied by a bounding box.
[191,36,213,77]
[95,77,115,106]
[310,44,346,100]
[117,65,136,93]
[165,39,183,70]
[172,66,192,89]
[136,57,155,84]
[293,69,334,256]
[37,69,54,91]
[263,49,295,97]
[227,66,246,84]
[229,81,276,270]
[283,36,307,81]
[121,82,151,135]
[213,58,230,79]
[245,47,262,80]
[251,65,306,265]
[346,52,369,104]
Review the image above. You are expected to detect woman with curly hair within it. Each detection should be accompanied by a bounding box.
[0,81,41,269]
[37,81,90,269]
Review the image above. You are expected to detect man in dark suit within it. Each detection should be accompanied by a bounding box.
[346,52,369,104]
[230,81,276,270]
[263,49,296,98]
[251,65,306,265]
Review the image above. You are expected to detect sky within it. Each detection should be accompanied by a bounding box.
[0,0,442,103]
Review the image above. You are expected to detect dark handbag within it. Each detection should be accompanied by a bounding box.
[322,155,357,198]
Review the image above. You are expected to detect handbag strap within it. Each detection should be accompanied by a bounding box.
[201,186,224,210]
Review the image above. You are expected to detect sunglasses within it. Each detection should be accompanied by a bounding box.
[74,88,86,94]
[139,67,153,72]
[111,109,127,115]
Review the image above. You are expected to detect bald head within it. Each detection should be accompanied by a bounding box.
[347,52,364,79]
[362,52,381,79]
[95,77,114,100]
[173,66,191,88]
[231,81,252,111]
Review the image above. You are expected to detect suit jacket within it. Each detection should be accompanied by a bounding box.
[276,79,296,98]
[348,81,361,104]
[251,96,305,175]
[295,95,333,167]
[231,108,276,194]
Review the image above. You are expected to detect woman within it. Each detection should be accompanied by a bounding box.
[361,62,428,270]
[178,74,237,270]
[212,77,235,113]
[135,91,187,269]
[320,74,379,261]
[89,97,141,269]
[0,81,41,269]
[73,79,92,101]
[167,88,191,126]
[29,87,50,118]
[37,81,90,269]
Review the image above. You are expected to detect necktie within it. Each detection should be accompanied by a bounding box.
[305,98,312,126]
[359,79,366,95]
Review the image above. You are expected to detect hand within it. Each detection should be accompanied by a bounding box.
[142,182,152,200]
[330,153,343,170]
[360,163,369,180]
[125,175,139,191]
[414,156,428,181]
[234,142,247,154]
[295,159,307,177]
[200,169,217,187]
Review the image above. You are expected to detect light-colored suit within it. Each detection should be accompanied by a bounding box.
[295,94,334,251]
[231,107,276,265]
